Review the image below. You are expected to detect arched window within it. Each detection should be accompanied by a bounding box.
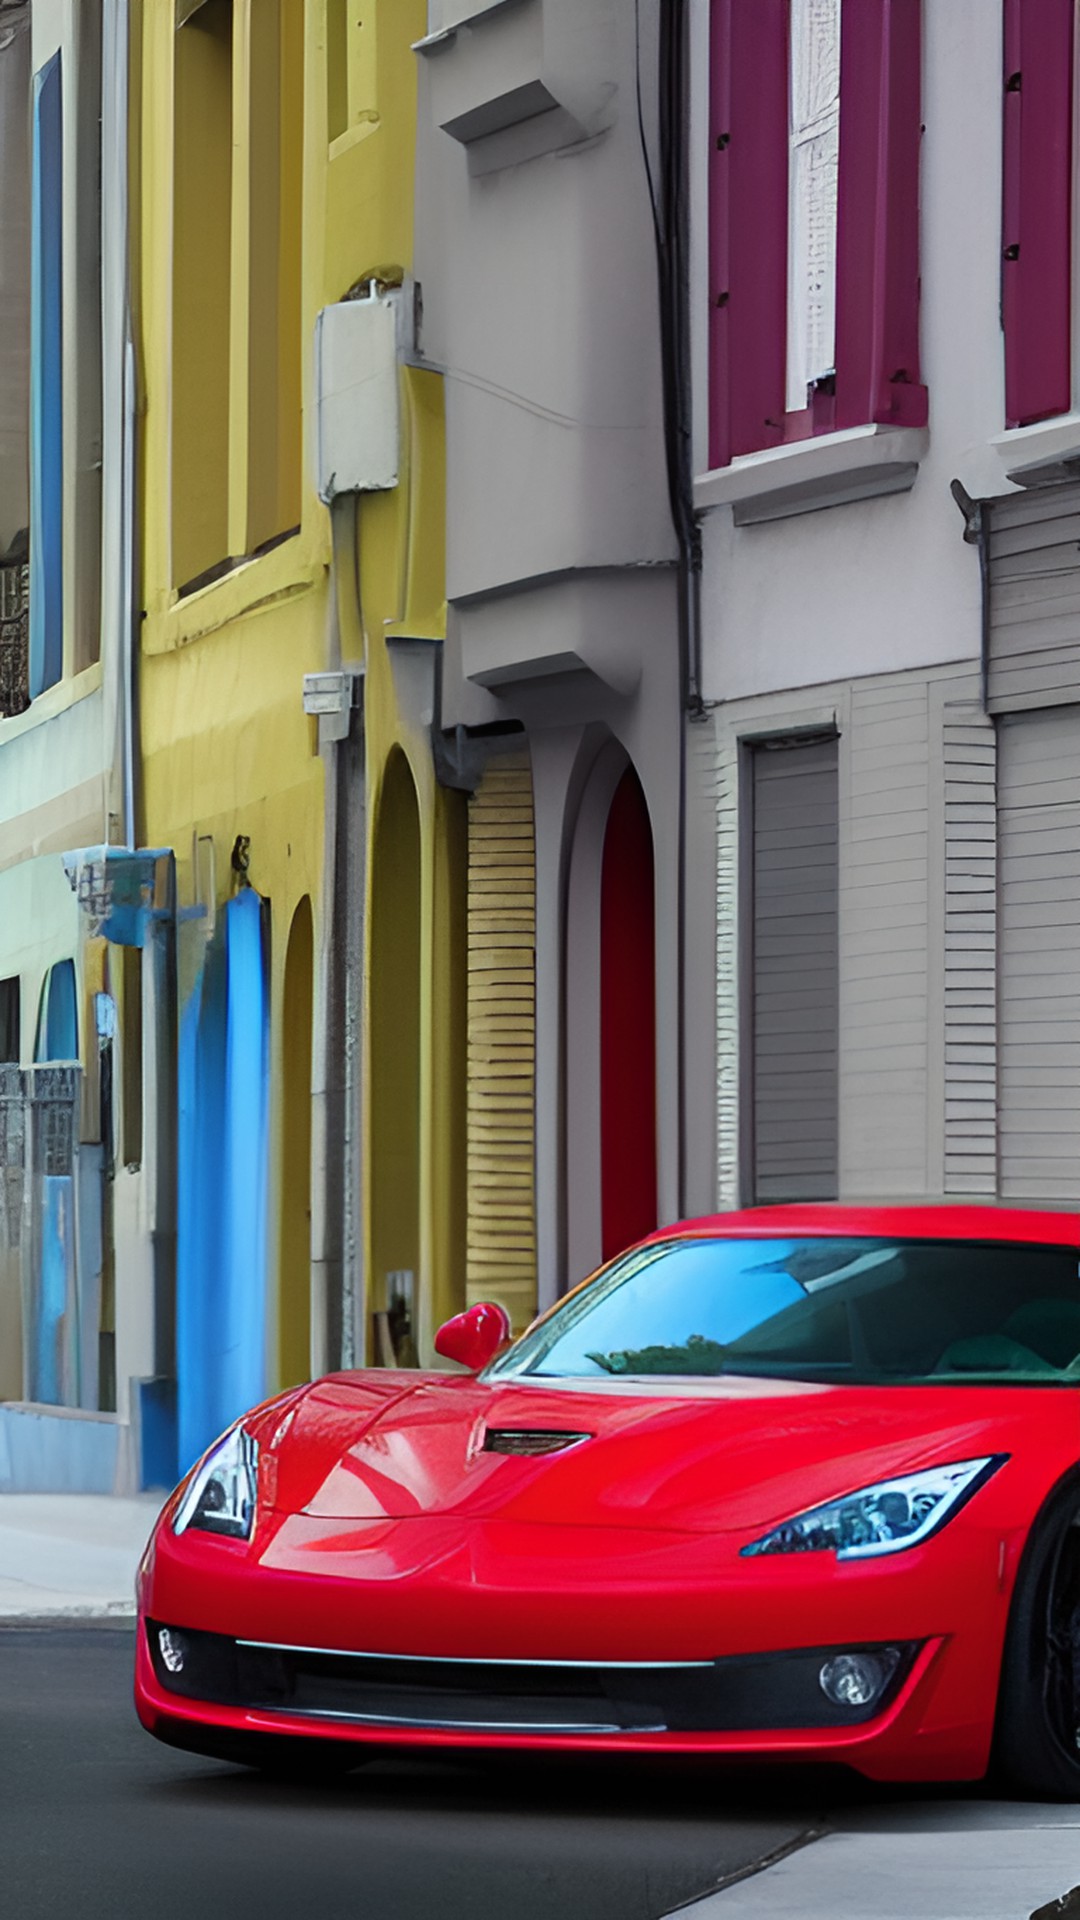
[35,957,77,1061]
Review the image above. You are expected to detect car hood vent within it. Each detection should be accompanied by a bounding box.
[482,1429,592,1457]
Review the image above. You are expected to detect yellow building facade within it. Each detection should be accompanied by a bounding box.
[134,0,463,1469]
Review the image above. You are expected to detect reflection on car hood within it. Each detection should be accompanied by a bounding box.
[259,1370,1048,1534]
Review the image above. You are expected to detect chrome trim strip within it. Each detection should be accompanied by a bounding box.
[266,1706,665,1734]
[236,1639,712,1670]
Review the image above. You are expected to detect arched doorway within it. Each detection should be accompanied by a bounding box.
[278,895,313,1386]
[369,748,421,1364]
[599,766,657,1261]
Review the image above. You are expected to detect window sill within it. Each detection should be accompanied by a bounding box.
[0,661,103,747]
[693,424,928,526]
[328,117,380,163]
[143,523,324,657]
[991,412,1080,487]
[413,0,526,54]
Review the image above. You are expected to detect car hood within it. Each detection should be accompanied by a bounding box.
[259,1370,1035,1535]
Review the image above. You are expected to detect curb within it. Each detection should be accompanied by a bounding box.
[0,1601,137,1626]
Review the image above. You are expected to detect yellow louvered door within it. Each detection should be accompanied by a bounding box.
[466,750,538,1331]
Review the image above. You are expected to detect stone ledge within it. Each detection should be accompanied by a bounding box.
[694,425,928,525]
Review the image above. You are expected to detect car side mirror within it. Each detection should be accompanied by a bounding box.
[434,1302,512,1372]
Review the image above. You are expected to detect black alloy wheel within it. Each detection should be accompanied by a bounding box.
[994,1478,1080,1799]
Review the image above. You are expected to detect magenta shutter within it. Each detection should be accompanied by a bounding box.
[834,0,926,433]
[708,0,789,469]
[1002,0,1073,429]
[709,0,925,469]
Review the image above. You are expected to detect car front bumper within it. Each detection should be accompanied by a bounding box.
[134,1507,1017,1781]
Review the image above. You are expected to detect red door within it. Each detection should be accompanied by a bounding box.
[599,768,658,1261]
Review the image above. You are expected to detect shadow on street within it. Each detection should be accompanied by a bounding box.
[0,1626,998,1920]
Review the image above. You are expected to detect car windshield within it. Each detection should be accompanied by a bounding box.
[488,1236,1080,1386]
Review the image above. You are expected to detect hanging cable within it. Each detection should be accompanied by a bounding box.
[636,0,705,721]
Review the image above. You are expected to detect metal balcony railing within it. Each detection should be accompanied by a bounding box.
[0,537,29,720]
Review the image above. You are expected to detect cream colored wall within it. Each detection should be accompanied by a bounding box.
[0,853,81,1057]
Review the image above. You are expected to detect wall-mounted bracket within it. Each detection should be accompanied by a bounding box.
[303,667,364,748]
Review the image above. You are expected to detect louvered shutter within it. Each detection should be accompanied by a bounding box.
[1002,0,1074,430]
[708,0,789,468]
[834,0,926,432]
[998,708,1080,1202]
[752,736,839,1202]
[987,482,1080,715]
[466,751,537,1331]
[709,0,925,467]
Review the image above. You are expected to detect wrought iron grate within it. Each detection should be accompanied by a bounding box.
[0,554,29,719]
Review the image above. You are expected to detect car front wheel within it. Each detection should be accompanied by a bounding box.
[995,1480,1080,1799]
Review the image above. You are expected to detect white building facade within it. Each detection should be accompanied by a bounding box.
[0,0,146,1491]
[413,0,690,1309]
[693,0,1080,1213]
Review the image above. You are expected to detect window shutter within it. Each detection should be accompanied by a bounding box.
[708,0,789,469]
[786,0,842,416]
[834,0,926,433]
[1002,0,1074,430]
[751,736,839,1204]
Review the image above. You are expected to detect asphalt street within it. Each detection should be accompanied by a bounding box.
[1,1625,830,1920]
[8,1626,1080,1920]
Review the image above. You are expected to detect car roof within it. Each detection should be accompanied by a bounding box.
[646,1203,1080,1249]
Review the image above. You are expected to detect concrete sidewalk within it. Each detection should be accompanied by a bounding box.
[0,1493,162,1619]
[683,1798,1080,1920]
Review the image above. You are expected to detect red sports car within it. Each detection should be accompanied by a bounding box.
[135,1205,1080,1794]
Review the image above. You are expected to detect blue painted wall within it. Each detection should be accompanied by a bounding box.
[222,889,270,1432]
[29,960,80,1406]
[177,891,269,1473]
[31,1178,69,1404]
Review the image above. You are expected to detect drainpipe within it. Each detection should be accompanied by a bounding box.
[307,285,409,1372]
[101,0,138,849]
[950,480,992,714]
[641,0,704,1217]
[306,497,365,1372]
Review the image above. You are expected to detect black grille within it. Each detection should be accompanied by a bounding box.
[482,1429,592,1456]
[148,1623,919,1734]
[0,553,29,720]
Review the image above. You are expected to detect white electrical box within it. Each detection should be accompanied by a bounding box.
[314,294,400,503]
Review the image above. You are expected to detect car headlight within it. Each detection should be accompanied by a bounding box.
[741,1456,1004,1562]
[173,1425,259,1541]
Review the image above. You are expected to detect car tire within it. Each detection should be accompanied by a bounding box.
[994,1476,1080,1799]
